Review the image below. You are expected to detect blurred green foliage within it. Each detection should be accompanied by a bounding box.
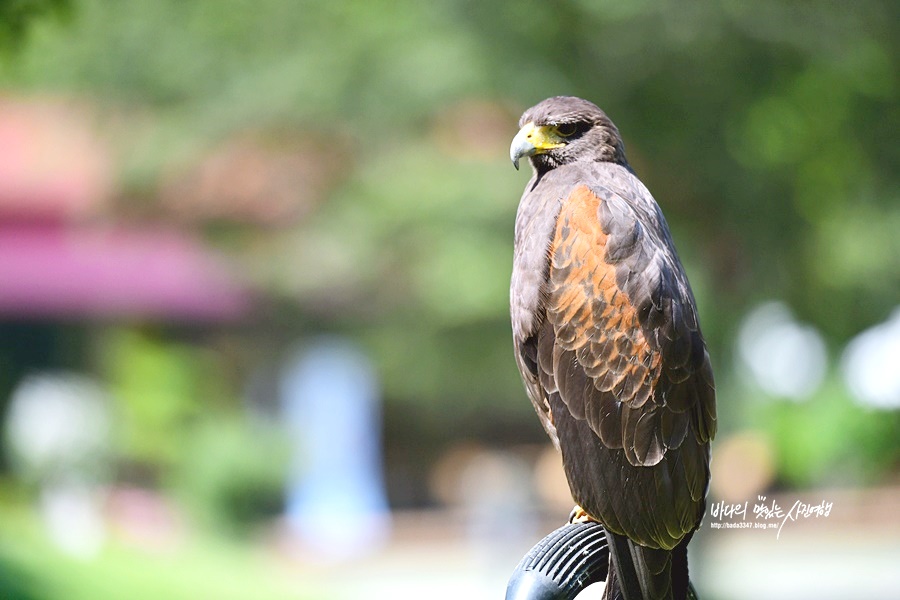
[94,328,289,530]
[0,0,70,48]
[743,379,900,488]
[173,415,289,534]
[0,0,898,502]
[0,506,318,600]
[102,330,209,466]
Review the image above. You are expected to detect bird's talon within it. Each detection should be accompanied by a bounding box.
[568,505,595,524]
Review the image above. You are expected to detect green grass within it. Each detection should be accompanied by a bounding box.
[0,504,323,600]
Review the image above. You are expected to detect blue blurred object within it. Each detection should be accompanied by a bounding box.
[280,336,390,560]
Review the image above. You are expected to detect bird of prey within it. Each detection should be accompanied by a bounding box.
[509,96,716,600]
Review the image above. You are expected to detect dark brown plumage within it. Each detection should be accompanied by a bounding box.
[510,96,716,600]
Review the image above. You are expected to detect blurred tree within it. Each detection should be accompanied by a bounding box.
[0,0,70,49]
[0,0,897,491]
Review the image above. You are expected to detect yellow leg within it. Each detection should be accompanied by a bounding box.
[568,505,597,524]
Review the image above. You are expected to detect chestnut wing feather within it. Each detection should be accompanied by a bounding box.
[546,184,716,467]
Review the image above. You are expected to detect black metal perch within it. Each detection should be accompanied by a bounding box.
[506,520,699,600]
[506,521,608,600]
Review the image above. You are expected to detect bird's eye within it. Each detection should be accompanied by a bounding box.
[555,123,579,137]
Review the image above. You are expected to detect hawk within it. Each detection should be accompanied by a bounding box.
[509,96,716,600]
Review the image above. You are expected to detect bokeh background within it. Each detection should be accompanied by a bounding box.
[0,1,898,599]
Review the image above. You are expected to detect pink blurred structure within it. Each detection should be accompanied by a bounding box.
[0,97,249,321]
[0,224,248,321]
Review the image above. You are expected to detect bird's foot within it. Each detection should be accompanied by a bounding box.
[568,505,597,524]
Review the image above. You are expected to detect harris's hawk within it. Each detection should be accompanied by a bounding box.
[509,97,716,600]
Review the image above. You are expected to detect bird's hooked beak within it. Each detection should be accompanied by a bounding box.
[510,122,566,170]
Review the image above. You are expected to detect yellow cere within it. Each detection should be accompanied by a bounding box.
[519,122,566,151]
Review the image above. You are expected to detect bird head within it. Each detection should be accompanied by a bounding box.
[510,96,628,172]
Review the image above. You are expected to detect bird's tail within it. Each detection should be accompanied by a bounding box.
[601,531,691,600]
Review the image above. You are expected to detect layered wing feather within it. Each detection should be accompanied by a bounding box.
[546,184,716,469]
[512,176,716,552]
